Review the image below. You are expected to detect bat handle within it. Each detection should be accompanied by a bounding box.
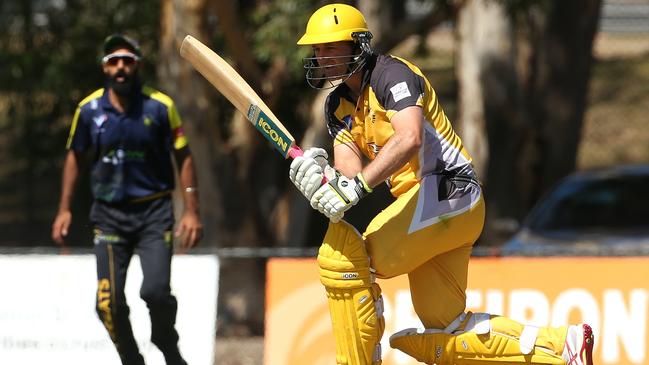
[288,145,329,184]
[287,145,303,159]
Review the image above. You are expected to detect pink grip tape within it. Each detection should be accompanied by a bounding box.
[287,145,328,184]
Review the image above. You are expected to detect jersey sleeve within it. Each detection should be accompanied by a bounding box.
[167,102,188,150]
[66,105,90,151]
[324,91,355,147]
[372,59,426,120]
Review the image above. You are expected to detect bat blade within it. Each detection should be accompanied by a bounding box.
[179,35,302,159]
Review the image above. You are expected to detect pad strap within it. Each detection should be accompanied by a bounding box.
[520,325,540,354]
[391,314,565,365]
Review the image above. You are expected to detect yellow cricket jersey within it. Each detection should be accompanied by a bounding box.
[325,54,475,197]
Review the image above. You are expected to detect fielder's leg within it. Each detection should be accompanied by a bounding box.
[390,312,595,365]
[139,230,185,365]
[94,229,145,365]
[318,220,385,365]
[137,197,186,365]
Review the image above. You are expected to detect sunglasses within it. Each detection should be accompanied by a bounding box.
[102,53,140,66]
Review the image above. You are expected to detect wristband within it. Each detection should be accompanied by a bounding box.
[355,173,373,193]
[184,187,198,193]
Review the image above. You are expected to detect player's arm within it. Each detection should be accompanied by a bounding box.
[52,150,80,245]
[360,105,422,188]
[173,146,203,249]
[310,107,422,222]
[332,140,363,178]
[309,65,425,221]
[361,60,426,188]
[53,103,89,246]
[174,147,199,213]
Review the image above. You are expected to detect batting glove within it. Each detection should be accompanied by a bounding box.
[309,172,372,223]
[289,147,332,200]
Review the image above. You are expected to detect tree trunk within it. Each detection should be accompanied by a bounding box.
[455,0,601,244]
[158,0,266,336]
[525,0,602,201]
[456,0,526,243]
[158,0,222,244]
[456,0,503,177]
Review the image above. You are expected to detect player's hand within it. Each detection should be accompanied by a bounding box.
[175,211,203,252]
[289,147,331,200]
[310,172,372,223]
[52,210,72,246]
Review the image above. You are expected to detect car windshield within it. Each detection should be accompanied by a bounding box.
[529,175,649,232]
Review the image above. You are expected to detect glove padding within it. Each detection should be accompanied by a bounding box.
[289,147,330,200]
[310,172,372,223]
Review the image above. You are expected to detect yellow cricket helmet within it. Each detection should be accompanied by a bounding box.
[297,3,370,45]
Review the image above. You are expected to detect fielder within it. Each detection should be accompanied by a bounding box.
[289,4,594,365]
[52,34,202,365]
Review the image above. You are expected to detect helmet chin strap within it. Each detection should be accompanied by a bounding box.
[351,31,373,54]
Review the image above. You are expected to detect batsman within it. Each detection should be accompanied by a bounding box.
[289,4,594,365]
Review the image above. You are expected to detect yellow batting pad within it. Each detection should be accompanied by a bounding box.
[390,313,567,365]
[318,221,385,365]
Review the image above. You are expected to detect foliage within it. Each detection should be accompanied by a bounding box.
[249,0,316,78]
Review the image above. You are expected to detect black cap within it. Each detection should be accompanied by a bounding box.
[102,34,142,57]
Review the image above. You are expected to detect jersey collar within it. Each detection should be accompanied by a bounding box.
[359,54,377,92]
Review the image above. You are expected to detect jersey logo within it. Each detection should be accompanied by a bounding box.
[102,148,124,165]
[93,114,108,127]
[369,109,376,123]
[390,81,411,103]
[342,114,353,130]
[367,143,381,157]
[143,116,153,126]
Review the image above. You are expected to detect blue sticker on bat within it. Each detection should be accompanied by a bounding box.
[252,109,291,156]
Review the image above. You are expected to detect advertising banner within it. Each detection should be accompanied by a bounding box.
[266,257,648,365]
[0,254,219,365]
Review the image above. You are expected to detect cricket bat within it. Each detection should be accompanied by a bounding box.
[179,35,303,159]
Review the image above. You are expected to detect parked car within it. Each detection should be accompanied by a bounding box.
[500,164,649,256]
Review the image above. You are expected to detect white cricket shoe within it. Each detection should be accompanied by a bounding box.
[563,324,594,365]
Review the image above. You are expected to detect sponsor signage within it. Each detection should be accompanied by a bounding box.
[266,257,649,365]
[0,254,219,365]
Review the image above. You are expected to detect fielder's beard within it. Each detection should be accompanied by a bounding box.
[108,69,139,96]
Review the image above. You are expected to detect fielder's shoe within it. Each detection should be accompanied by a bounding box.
[563,324,594,365]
